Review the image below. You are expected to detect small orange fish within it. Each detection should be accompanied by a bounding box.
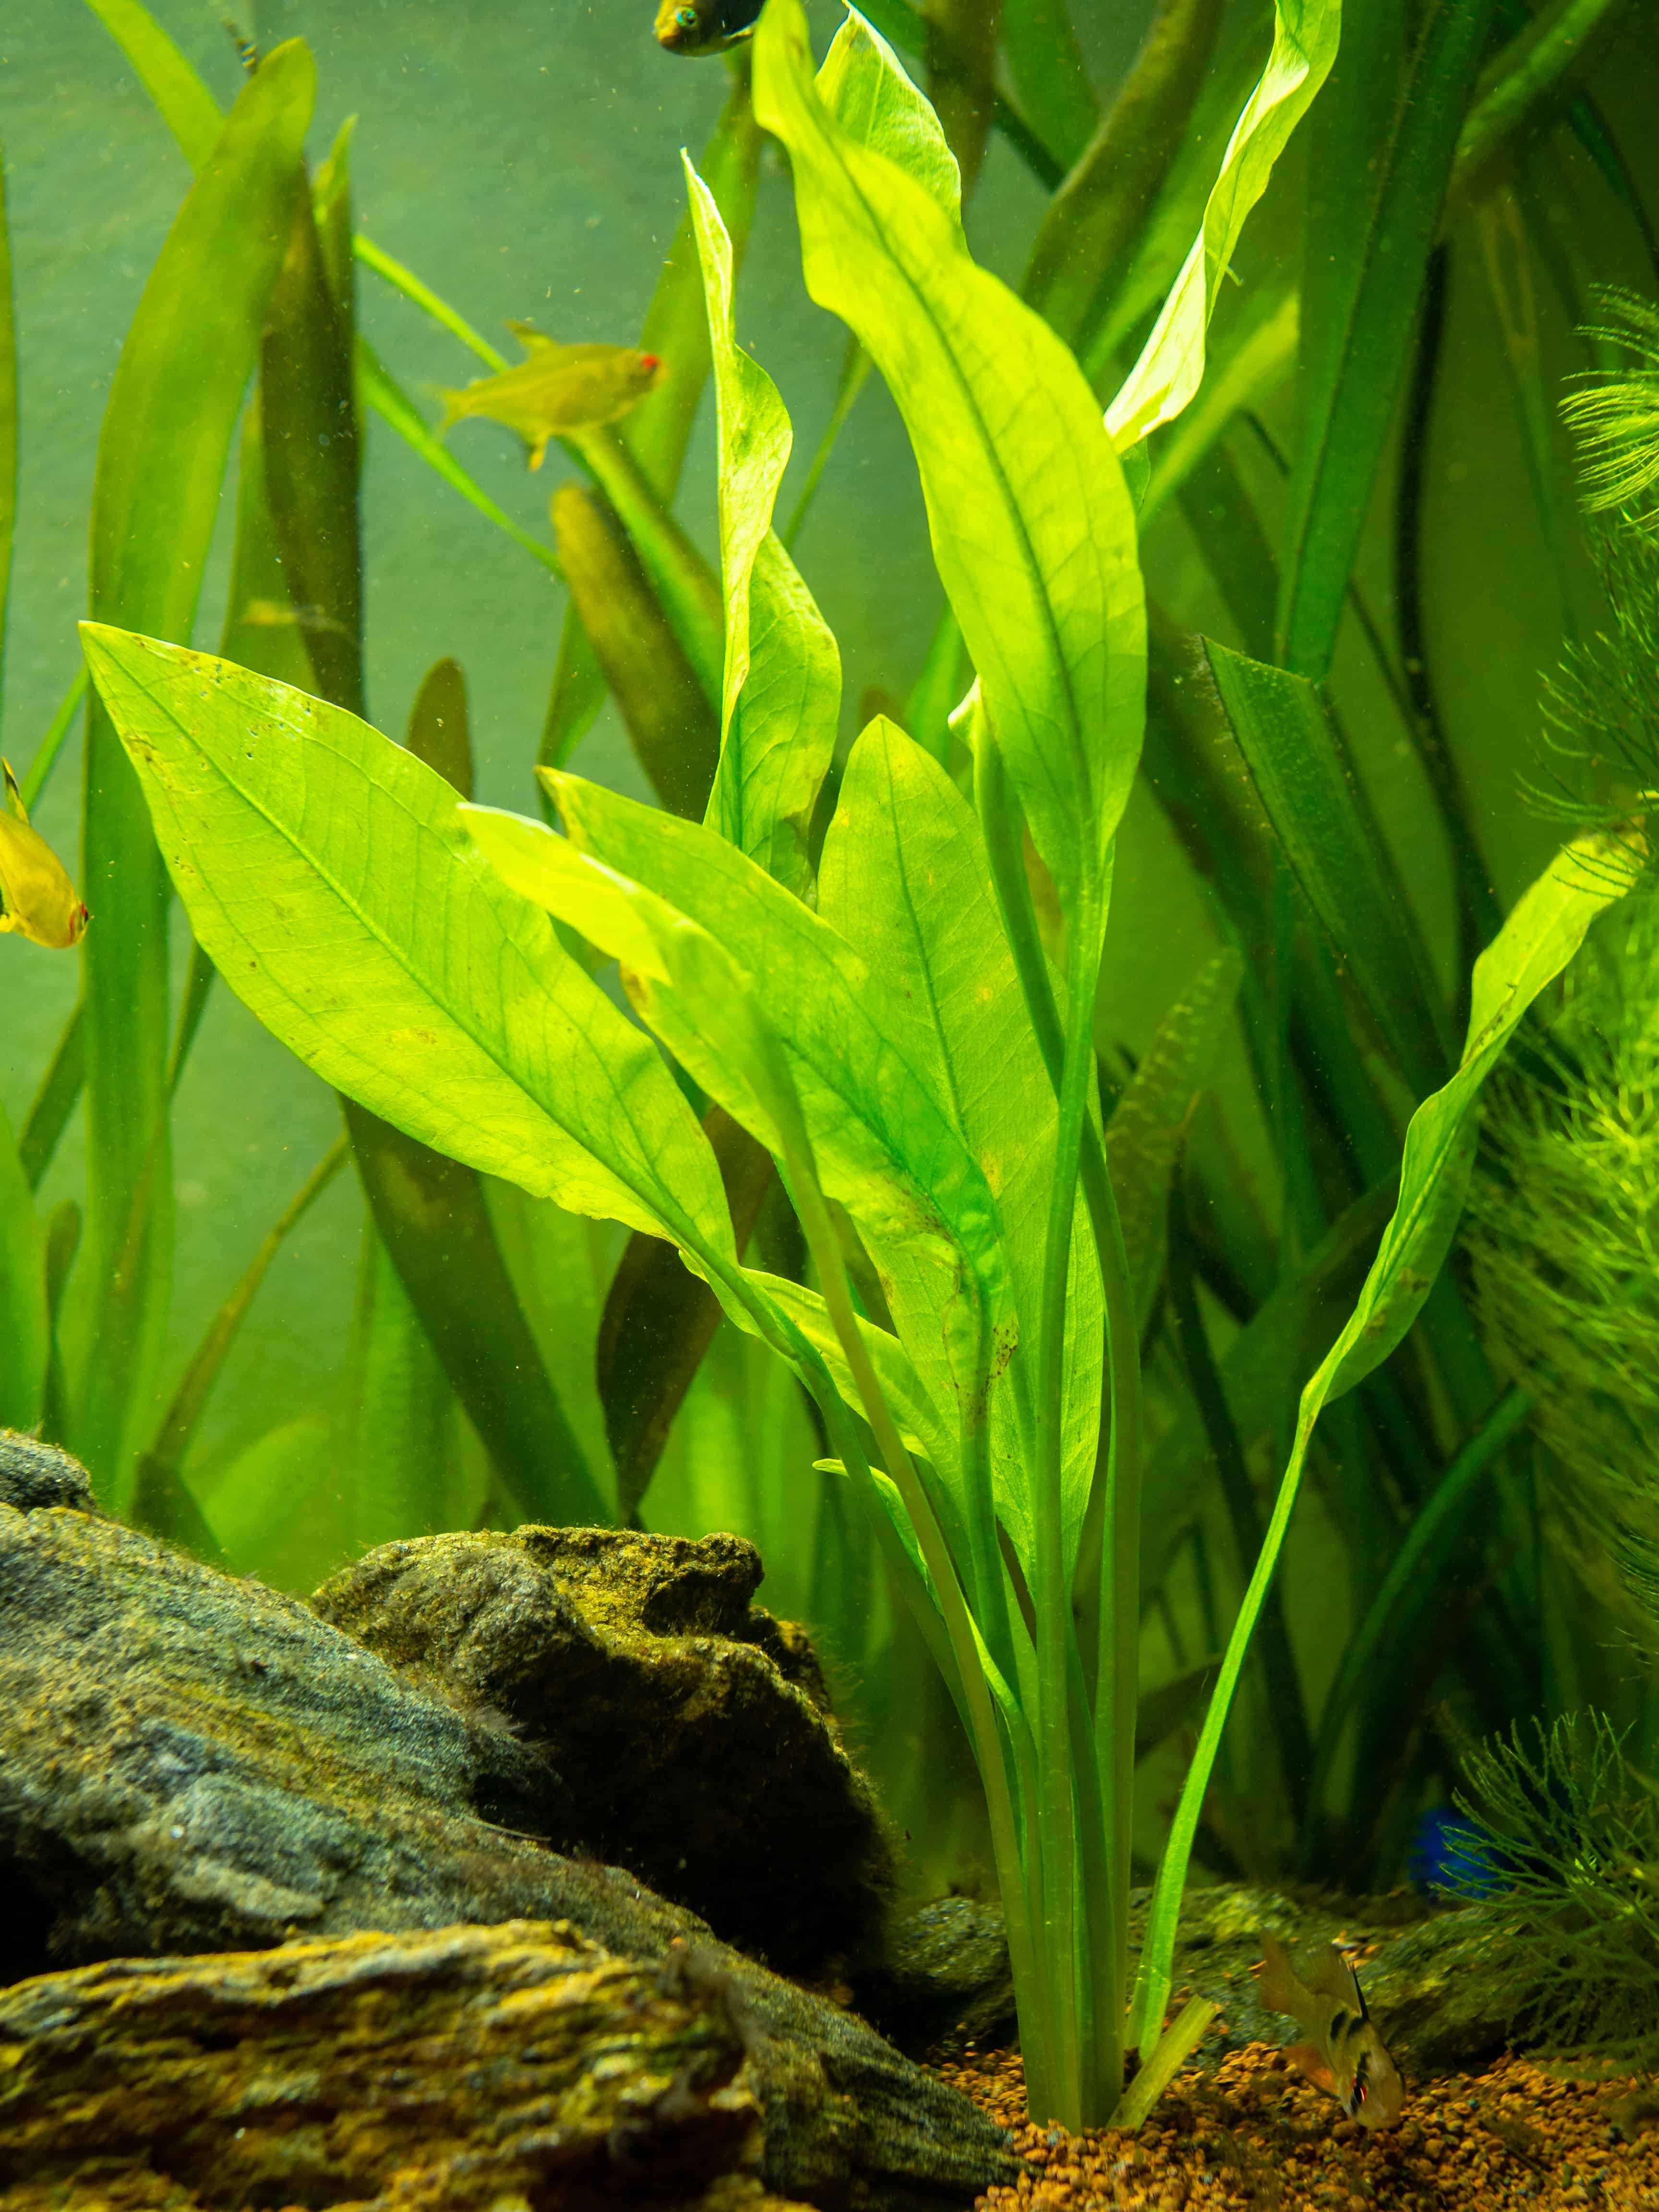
[0,761,89,951]
[1253,1931,1404,2129]
[437,326,664,469]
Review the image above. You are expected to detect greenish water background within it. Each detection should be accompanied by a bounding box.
[2,0,1655,1572]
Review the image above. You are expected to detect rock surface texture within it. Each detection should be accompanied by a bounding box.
[0,1474,1013,2210]
[0,1919,812,2212]
[0,1428,97,1514]
[313,1524,895,1976]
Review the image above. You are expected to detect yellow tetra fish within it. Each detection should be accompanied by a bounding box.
[437,327,664,470]
[1252,1930,1405,2130]
[0,761,89,951]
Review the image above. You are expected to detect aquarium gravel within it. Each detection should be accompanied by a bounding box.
[940,2044,1659,2209]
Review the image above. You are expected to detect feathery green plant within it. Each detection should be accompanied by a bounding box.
[1447,1712,1659,2066]
[1562,288,1659,533]
[1467,891,1659,1648]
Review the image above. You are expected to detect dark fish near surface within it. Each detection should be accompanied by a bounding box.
[1252,1931,1405,2130]
[654,0,763,57]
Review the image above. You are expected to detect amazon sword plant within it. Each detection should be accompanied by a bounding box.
[77,0,1639,2130]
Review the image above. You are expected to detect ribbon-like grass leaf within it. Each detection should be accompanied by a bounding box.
[1131,829,1642,2048]
[1276,0,1497,679]
[1205,638,1451,1094]
[1104,0,1341,450]
[0,1097,45,1432]
[81,43,313,1498]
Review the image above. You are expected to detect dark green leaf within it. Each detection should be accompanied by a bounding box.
[80,41,313,1497]
[552,483,721,820]
[600,1105,776,1522]
[1204,638,1451,1095]
[1276,0,1498,678]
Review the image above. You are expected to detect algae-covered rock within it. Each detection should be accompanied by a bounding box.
[313,1524,894,1976]
[0,1430,97,1515]
[0,1500,1015,2208]
[855,1897,1018,2057]
[0,1918,796,2212]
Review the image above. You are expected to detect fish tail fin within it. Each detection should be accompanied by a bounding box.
[435,389,467,435]
[2,759,25,824]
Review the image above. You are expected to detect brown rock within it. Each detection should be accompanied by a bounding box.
[0,1497,1015,2209]
[312,1525,894,1976]
[0,1917,808,2211]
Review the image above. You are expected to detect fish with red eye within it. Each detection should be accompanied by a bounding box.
[1252,1931,1405,2129]
[654,0,763,56]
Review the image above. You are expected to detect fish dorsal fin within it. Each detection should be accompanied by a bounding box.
[507,321,558,354]
[1305,1942,1366,2014]
[1253,1930,1315,2020]
[2,759,26,826]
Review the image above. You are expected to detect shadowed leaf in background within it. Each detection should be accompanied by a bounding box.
[79,41,313,1506]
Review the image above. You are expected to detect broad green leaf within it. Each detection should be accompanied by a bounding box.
[1132,829,1641,2048]
[1023,0,1223,359]
[1104,944,1243,1331]
[816,12,962,217]
[465,785,1016,1462]
[1204,639,1450,1094]
[754,0,1143,922]
[552,482,721,818]
[1104,0,1341,451]
[1001,0,1098,172]
[80,628,738,1269]
[816,718,1100,1568]
[1276,0,1497,679]
[80,41,313,1497]
[0,1096,45,1432]
[685,163,839,897]
[750,1265,956,1479]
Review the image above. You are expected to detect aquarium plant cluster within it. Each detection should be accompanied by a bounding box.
[3,0,1659,2131]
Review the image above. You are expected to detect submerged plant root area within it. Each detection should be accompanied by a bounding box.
[940,2046,1659,2209]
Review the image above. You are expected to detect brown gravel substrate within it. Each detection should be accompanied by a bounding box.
[938,2043,1659,2209]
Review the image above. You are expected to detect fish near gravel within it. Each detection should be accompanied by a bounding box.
[1252,1929,1405,2130]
